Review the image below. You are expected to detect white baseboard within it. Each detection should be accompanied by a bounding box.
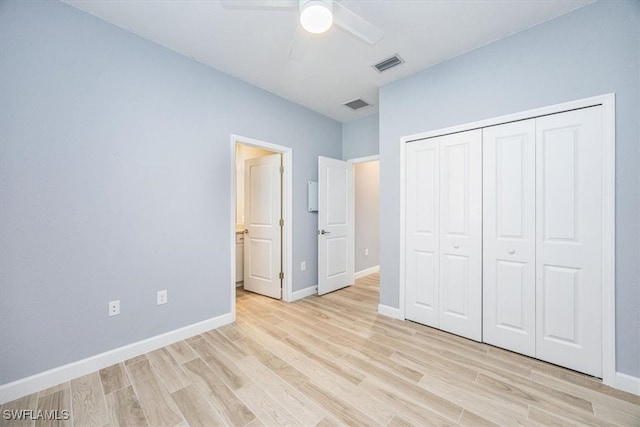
[612,371,640,396]
[0,312,233,404]
[290,285,317,302]
[378,304,404,320]
[354,265,380,280]
[288,266,379,302]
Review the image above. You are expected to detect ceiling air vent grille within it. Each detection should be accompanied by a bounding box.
[344,98,371,111]
[373,54,404,72]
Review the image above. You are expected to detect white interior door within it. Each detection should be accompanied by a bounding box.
[405,130,482,341]
[244,153,282,299]
[405,139,440,327]
[535,107,603,377]
[318,156,353,295]
[483,120,536,357]
[438,130,483,341]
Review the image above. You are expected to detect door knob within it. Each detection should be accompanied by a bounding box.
[319,230,331,235]
[453,243,459,249]
[243,229,249,234]
[508,248,515,254]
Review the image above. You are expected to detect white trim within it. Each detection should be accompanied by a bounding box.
[600,95,617,389]
[230,135,293,304]
[350,160,356,289]
[0,313,233,404]
[401,94,615,144]
[399,93,617,389]
[613,372,640,396]
[378,304,404,320]
[347,154,380,164]
[399,128,407,319]
[354,265,380,279]
[291,285,318,301]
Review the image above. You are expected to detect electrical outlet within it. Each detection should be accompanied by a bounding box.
[301,261,306,271]
[365,248,369,256]
[108,300,120,316]
[157,290,167,305]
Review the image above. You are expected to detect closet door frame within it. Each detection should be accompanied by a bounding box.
[398,93,616,387]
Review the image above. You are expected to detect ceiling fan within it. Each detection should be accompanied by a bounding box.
[219,0,384,60]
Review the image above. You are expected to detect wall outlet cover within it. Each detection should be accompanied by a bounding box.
[108,300,120,316]
[157,290,168,305]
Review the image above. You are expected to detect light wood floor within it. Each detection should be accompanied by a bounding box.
[2,273,639,426]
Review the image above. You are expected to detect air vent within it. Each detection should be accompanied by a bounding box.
[373,54,404,72]
[344,98,371,111]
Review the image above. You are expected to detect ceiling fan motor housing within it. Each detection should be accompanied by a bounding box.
[299,0,334,34]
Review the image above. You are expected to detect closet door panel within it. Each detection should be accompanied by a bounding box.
[439,129,482,341]
[483,120,536,357]
[535,106,603,377]
[405,139,440,326]
[442,254,469,317]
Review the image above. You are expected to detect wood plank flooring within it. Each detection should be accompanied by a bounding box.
[2,273,639,426]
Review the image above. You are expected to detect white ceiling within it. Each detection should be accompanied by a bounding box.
[63,0,593,123]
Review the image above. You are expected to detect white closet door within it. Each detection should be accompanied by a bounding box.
[483,120,536,357]
[439,130,483,341]
[405,139,440,326]
[535,107,603,377]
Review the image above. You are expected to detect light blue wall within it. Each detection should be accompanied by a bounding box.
[342,113,379,160]
[379,0,640,376]
[0,0,341,384]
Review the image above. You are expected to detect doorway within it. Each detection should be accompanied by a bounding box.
[230,135,293,320]
[350,155,380,279]
[316,155,380,295]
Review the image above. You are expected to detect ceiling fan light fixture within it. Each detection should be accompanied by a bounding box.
[300,0,333,34]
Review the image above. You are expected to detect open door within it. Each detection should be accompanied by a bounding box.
[243,153,282,299]
[318,156,354,295]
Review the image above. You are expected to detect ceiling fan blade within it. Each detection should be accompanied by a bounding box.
[219,0,297,9]
[332,2,383,44]
[288,25,311,60]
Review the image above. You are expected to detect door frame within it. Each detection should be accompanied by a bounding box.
[230,135,293,316]
[398,94,617,388]
[347,154,380,279]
